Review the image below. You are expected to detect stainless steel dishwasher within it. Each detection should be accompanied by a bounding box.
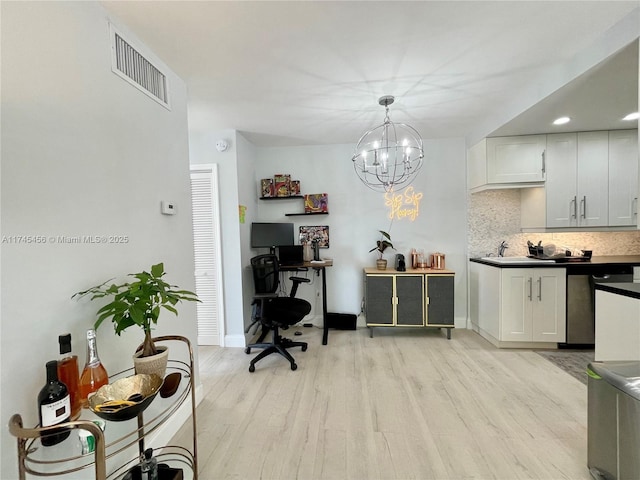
[565,265,633,346]
[588,361,640,479]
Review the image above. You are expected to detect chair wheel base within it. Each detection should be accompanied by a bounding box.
[249,364,256,372]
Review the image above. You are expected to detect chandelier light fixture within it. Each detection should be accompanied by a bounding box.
[351,95,424,192]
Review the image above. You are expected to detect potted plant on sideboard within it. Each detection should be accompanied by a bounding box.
[73,262,199,378]
[369,230,394,270]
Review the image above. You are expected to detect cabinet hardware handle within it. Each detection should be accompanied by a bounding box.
[570,196,577,219]
[634,197,638,217]
[580,196,586,219]
[528,277,532,301]
[537,277,542,301]
[541,150,545,175]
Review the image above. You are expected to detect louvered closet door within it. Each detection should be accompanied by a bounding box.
[190,166,224,346]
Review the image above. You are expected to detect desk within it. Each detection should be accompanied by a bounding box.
[282,260,333,345]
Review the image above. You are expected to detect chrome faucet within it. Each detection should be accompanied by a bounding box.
[498,240,509,257]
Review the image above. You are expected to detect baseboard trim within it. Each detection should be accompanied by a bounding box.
[225,334,246,347]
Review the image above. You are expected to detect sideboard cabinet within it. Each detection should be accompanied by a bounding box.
[364,268,455,338]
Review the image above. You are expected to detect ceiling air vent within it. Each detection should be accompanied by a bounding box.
[110,24,170,110]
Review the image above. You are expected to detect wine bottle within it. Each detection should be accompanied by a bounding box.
[78,329,108,407]
[140,448,159,480]
[38,360,71,446]
[57,334,81,419]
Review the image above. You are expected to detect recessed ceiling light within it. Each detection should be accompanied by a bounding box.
[553,116,571,125]
[623,112,640,121]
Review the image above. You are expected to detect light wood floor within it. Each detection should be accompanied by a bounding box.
[175,327,591,480]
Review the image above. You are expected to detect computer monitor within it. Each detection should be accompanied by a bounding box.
[250,222,294,253]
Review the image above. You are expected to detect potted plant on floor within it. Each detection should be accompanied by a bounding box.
[73,262,199,378]
[369,230,394,270]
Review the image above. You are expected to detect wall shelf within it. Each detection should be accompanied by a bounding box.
[260,195,328,216]
[285,212,328,216]
[259,196,303,200]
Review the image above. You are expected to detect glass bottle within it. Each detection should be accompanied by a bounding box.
[57,333,81,419]
[140,448,159,480]
[79,329,108,407]
[38,360,71,446]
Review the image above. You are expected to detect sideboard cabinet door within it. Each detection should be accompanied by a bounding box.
[396,275,424,326]
[426,275,455,326]
[365,274,394,325]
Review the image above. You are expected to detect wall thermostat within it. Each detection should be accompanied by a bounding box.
[161,201,176,215]
[215,139,229,152]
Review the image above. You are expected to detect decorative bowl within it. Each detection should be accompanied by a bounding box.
[89,374,163,422]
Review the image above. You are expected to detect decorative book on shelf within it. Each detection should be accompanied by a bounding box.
[304,193,328,213]
[260,178,274,197]
[274,174,291,197]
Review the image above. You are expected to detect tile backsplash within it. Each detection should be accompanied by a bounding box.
[468,189,640,258]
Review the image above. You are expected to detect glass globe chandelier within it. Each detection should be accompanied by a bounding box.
[351,95,424,192]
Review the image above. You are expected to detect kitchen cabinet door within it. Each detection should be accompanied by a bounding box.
[577,131,609,227]
[546,131,609,228]
[608,130,638,226]
[546,133,578,228]
[500,268,533,342]
[531,269,566,342]
[486,135,546,184]
[500,268,566,343]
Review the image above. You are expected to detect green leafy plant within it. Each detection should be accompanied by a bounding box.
[73,263,199,358]
[369,230,394,259]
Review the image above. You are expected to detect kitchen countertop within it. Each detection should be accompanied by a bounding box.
[594,282,640,300]
[470,255,640,268]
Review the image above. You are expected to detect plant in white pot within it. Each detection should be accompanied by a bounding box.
[369,230,394,270]
[74,262,199,378]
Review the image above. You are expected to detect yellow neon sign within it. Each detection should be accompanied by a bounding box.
[384,186,423,221]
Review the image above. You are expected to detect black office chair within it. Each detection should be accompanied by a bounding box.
[245,254,311,372]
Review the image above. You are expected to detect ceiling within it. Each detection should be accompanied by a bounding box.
[101,1,639,147]
[490,39,638,137]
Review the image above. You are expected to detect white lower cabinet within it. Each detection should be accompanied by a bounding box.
[501,268,566,342]
[470,262,566,346]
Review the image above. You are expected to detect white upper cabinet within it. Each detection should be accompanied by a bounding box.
[468,135,546,192]
[545,131,609,228]
[577,131,609,226]
[608,130,639,226]
[486,135,547,184]
[473,129,638,230]
[546,133,578,228]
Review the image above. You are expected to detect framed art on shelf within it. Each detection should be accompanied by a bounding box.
[299,225,329,248]
[304,193,328,213]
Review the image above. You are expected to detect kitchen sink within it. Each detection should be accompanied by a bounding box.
[481,256,555,264]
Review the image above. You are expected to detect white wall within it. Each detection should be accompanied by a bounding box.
[1,3,196,478]
[189,130,250,346]
[254,139,468,327]
[187,135,468,345]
